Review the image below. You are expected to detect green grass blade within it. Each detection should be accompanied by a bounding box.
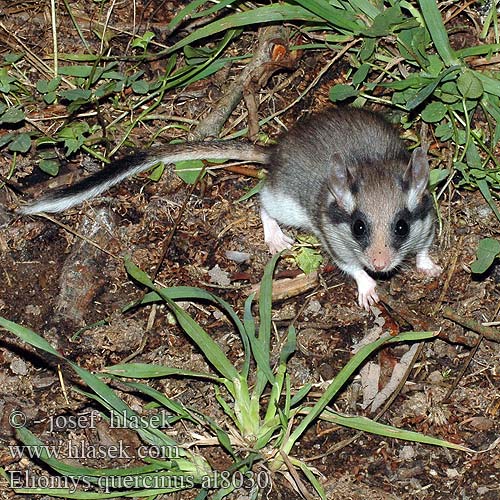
[475,72,500,98]
[241,293,256,378]
[477,178,500,221]
[125,258,240,381]
[346,0,380,19]
[281,331,437,455]
[320,410,471,450]
[0,315,206,459]
[418,0,458,65]
[165,29,238,89]
[104,363,220,381]
[236,178,265,202]
[456,43,500,58]
[112,379,197,423]
[289,383,312,407]
[132,285,253,379]
[165,4,326,54]
[166,0,210,32]
[0,316,63,357]
[0,317,141,427]
[164,298,240,381]
[289,457,326,500]
[9,489,188,498]
[258,252,281,348]
[279,324,296,365]
[406,65,460,109]
[15,426,183,478]
[253,252,282,400]
[192,0,237,19]
[242,294,274,385]
[128,287,247,344]
[293,0,364,32]
[73,386,181,449]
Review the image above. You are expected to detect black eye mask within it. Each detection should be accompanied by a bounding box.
[350,210,371,250]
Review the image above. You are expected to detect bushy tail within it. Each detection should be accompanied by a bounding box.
[19,141,270,214]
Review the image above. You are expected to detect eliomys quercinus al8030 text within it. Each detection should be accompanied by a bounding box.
[19,107,442,309]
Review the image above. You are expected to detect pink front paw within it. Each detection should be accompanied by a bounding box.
[354,271,379,310]
[260,207,295,254]
[416,253,442,277]
[266,232,294,254]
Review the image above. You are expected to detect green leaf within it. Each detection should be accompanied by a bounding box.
[434,121,453,140]
[346,0,380,19]
[0,316,62,357]
[475,72,500,98]
[1,107,25,124]
[429,168,449,188]
[378,74,433,91]
[436,81,460,103]
[329,84,358,102]
[175,159,205,184]
[184,45,214,65]
[58,122,90,155]
[131,30,156,50]
[359,38,375,61]
[36,77,61,94]
[291,0,363,32]
[43,92,57,104]
[279,325,296,365]
[58,65,94,77]
[167,0,208,31]
[281,330,438,456]
[295,247,323,274]
[59,88,92,102]
[236,178,264,202]
[426,54,445,76]
[466,141,482,169]
[38,159,60,176]
[36,79,49,93]
[364,5,413,37]
[149,162,165,182]
[47,76,62,92]
[8,133,31,152]
[406,66,460,110]
[457,71,484,99]
[421,101,447,122]
[3,52,24,64]
[131,80,150,94]
[0,132,13,148]
[397,26,430,67]
[352,63,371,86]
[470,238,500,274]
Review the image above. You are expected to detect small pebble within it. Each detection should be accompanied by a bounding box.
[225,250,251,263]
[10,358,28,376]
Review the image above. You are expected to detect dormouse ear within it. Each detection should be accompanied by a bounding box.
[328,154,355,212]
[404,147,430,208]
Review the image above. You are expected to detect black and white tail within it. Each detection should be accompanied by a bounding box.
[20,142,270,214]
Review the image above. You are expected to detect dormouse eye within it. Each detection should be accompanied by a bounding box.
[352,219,366,238]
[394,219,409,237]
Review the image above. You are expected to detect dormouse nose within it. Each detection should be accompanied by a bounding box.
[369,247,392,272]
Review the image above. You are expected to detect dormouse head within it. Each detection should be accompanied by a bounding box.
[325,147,435,273]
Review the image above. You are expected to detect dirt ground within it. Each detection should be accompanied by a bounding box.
[0,1,499,499]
